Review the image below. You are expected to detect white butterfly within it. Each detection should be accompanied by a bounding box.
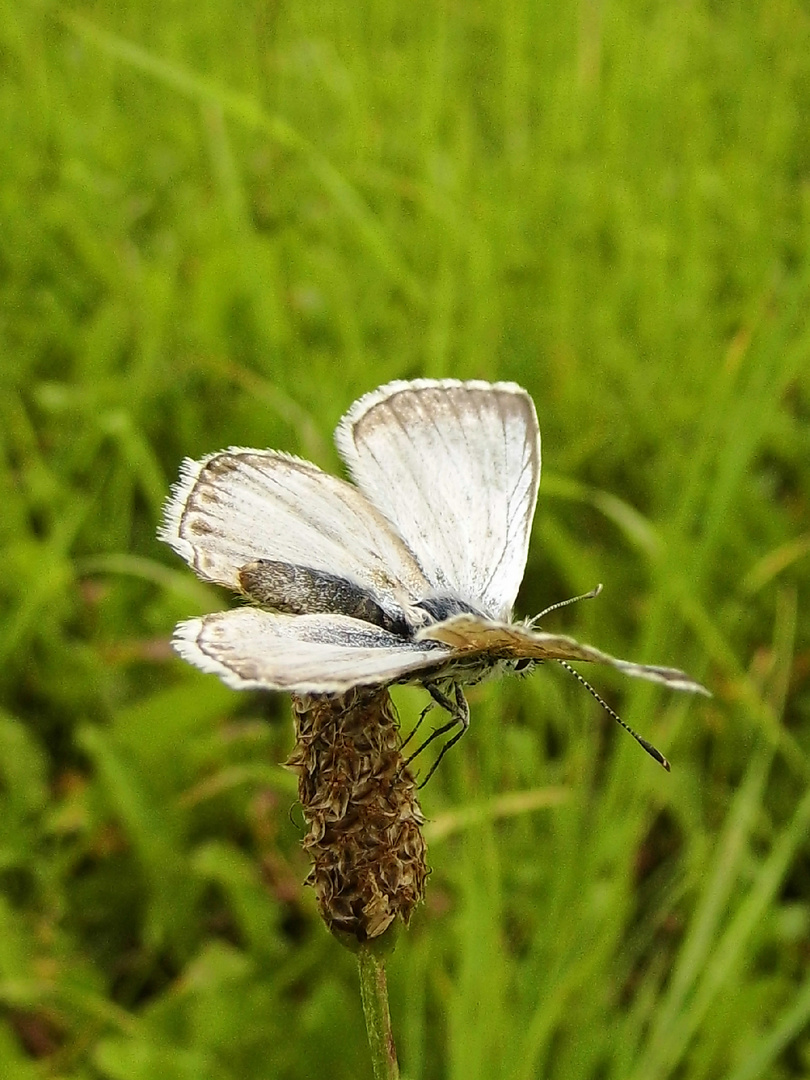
[160,379,708,777]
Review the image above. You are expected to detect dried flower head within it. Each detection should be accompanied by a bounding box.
[287,688,427,942]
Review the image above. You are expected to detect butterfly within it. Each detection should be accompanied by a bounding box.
[159,379,708,779]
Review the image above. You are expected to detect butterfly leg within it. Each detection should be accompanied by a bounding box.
[400,698,437,751]
[402,684,460,762]
[403,682,470,786]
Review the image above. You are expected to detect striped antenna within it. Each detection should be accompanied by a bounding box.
[557,658,670,771]
[531,584,603,626]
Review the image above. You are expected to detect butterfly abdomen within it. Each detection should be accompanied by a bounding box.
[239,560,411,638]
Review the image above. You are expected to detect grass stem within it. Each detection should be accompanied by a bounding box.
[358,945,400,1080]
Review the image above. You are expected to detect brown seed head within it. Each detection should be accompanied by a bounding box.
[288,688,427,943]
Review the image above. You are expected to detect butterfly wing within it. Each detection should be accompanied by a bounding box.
[420,615,710,695]
[335,380,540,621]
[173,609,452,693]
[159,449,430,613]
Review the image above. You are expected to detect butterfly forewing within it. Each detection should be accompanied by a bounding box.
[159,449,430,612]
[420,615,711,695]
[335,380,540,620]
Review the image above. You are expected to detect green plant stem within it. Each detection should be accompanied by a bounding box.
[357,945,400,1080]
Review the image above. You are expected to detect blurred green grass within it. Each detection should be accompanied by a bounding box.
[2,1,810,1077]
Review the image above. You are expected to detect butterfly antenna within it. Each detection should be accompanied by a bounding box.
[533,583,603,625]
[557,659,670,771]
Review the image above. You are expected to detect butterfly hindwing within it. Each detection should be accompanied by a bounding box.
[174,609,453,694]
[159,449,430,613]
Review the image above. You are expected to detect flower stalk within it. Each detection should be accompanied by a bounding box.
[358,942,400,1080]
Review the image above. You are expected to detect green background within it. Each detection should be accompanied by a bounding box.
[2,2,810,1078]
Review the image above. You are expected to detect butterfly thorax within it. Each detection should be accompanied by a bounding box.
[409,594,488,628]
